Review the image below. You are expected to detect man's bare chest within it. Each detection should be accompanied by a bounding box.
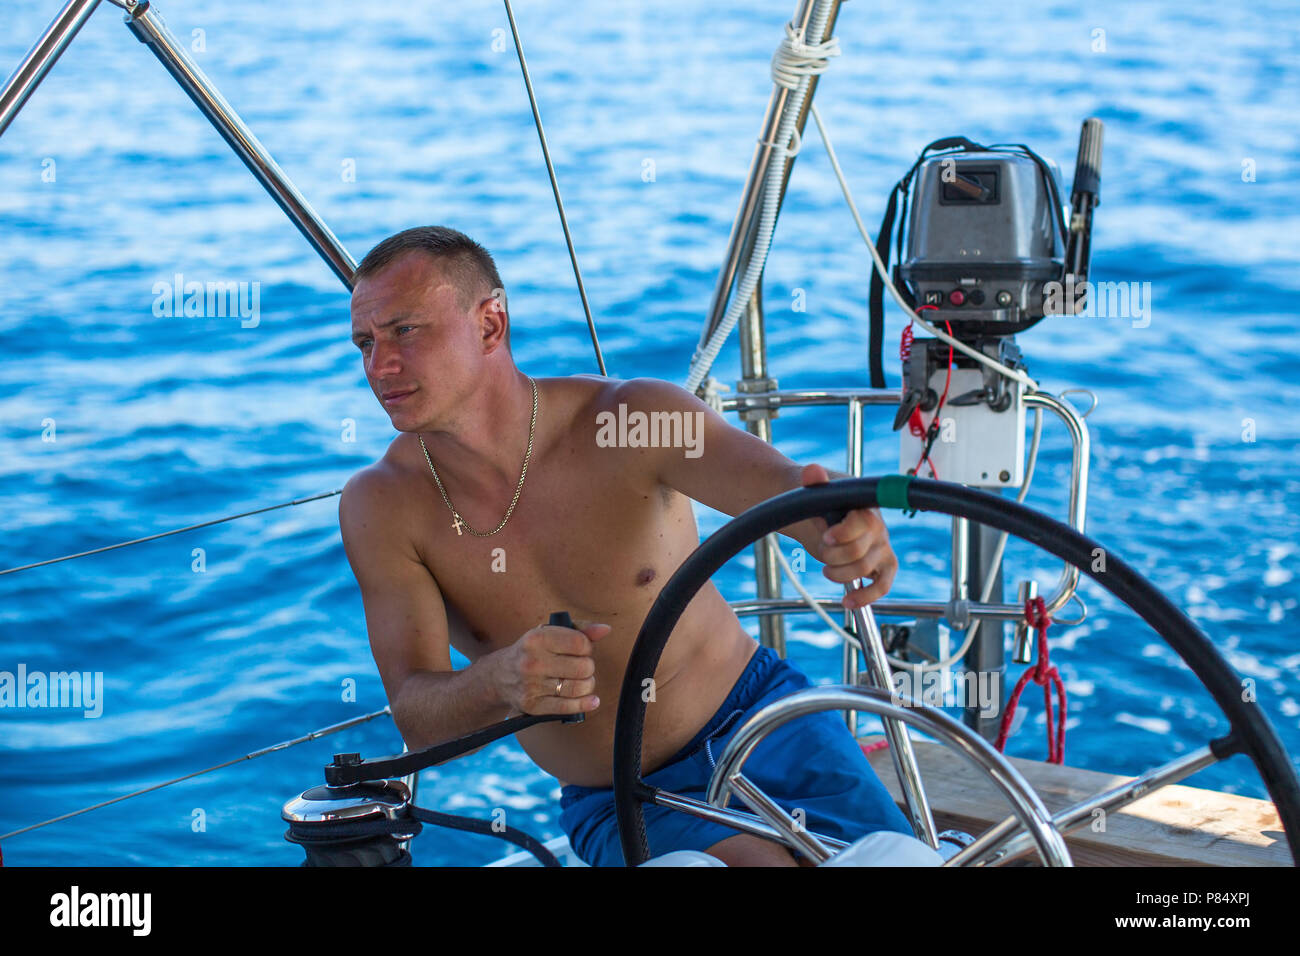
[405,462,698,658]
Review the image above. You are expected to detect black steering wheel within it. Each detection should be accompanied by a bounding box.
[611,476,1300,866]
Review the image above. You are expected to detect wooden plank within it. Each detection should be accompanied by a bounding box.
[860,735,1289,866]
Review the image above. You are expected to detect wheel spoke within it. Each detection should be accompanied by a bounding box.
[848,599,940,847]
[948,742,1224,866]
[725,772,836,864]
[651,789,849,852]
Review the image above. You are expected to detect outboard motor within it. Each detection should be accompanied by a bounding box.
[867,118,1103,488]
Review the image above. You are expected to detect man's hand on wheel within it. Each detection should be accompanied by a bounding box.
[800,463,899,610]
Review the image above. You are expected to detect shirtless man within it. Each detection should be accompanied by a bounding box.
[340,225,915,866]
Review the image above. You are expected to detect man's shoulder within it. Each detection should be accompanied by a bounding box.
[339,441,414,525]
[549,375,706,449]
[544,373,627,431]
[564,374,696,415]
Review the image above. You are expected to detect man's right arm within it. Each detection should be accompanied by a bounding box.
[338,469,606,752]
[339,468,513,750]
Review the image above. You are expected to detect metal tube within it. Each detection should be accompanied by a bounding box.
[701,0,815,348]
[0,0,103,138]
[720,386,1092,616]
[753,524,787,654]
[849,600,939,847]
[842,619,858,733]
[719,385,903,410]
[700,0,843,351]
[962,518,1008,741]
[760,0,845,257]
[846,397,865,476]
[727,771,835,862]
[951,516,970,608]
[734,596,1041,622]
[950,744,1221,866]
[844,398,864,734]
[1023,390,1090,615]
[122,3,357,289]
[652,790,849,852]
[739,284,787,655]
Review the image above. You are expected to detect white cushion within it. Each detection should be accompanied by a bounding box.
[819,830,944,867]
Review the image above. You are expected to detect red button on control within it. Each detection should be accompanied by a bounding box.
[948,289,966,306]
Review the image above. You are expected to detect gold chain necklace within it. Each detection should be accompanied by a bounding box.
[418,376,537,537]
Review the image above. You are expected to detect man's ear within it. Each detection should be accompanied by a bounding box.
[479,290,509,354]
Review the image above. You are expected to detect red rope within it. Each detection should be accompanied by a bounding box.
[994,596,1068,764]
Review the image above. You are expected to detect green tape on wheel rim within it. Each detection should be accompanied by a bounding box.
[876,474,913,511]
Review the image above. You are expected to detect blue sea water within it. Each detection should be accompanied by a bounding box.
[0,0,1297,866]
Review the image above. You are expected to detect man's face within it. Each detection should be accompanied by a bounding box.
[350,251,481,432]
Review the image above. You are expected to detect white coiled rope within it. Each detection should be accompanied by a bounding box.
[685,9,840,392]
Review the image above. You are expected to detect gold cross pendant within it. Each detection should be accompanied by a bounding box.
[452,514,464,536]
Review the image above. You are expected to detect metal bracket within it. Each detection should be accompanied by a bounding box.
[736,376,781,422]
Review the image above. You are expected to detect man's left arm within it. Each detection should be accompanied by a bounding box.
[615,378,898,608]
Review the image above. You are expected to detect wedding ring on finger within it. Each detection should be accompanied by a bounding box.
[555,679,564,697]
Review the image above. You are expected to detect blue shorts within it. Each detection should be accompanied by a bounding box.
[558,644,913,866]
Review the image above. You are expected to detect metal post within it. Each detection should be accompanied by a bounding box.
[738,283,786,655]
[726,0,844,654]
[847,598,940,848]
[962,505,1007,742]
[0,0,104,138]
[843,398,864,733]
[701,0,844,348]
[121,2,357,288]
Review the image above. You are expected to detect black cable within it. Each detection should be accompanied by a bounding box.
[409,806,561,867]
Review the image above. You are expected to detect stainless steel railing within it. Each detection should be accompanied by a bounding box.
[0,0,357,289]
[719,386,1091,622]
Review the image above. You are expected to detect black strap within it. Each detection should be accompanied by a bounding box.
[867,183,900,388]
[869,138,986,388]
[409,805,562,868]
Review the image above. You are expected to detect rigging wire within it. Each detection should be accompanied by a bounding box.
[502,0,607,377]
[0,488,341,578]
[0,706,393,842]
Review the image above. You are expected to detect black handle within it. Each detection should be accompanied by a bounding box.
[822,508,848,529]
[1072,117,1104,199]
[324,708,584,785]
[546,611,586,724]
[324,610,587,785]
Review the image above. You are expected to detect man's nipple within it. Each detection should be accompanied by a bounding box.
[635,567,657,587]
